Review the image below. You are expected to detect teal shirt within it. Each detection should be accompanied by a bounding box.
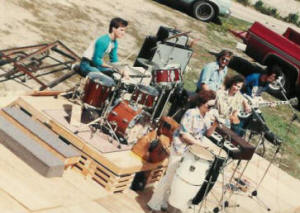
[92,34,118,67]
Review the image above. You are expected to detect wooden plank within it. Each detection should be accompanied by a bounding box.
[33,201,111,213]
[0,144,102,211]
[0,190,29,213]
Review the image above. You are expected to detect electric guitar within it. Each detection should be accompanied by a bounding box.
[238,95,298,119]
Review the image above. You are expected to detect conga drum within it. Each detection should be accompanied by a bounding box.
[168,144,214,211]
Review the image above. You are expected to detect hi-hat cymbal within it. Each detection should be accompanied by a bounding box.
[136,58,159,69]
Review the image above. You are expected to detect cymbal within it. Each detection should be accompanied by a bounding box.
[164,31,191,41]
[136,58,159,69]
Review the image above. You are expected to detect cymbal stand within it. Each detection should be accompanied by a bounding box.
[73,78,122,144]
[151,83,177,123]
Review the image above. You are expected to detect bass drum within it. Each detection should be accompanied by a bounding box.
[107,100,150,144]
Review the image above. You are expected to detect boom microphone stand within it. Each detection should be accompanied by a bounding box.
[247,82,299,211]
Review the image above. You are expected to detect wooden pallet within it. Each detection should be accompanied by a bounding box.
[72,152,135,193]
[145,165,167,186]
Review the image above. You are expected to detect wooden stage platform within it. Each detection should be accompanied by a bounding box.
[6,96,167,193]
[0,95,300,213]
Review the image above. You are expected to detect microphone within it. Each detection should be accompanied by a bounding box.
[264,130,282,146]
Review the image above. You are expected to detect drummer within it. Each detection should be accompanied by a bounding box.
[147,90,218,212]
[79,17,129,78]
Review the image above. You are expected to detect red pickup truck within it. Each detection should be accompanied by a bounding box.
[231,22,300,99]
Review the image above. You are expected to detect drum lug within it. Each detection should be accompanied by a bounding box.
[122,119,129,124]
[111,111,118,116]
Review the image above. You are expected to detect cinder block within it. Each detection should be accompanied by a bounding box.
[3,107,80,158]
[0,115,64,177]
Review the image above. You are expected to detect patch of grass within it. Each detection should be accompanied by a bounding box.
[260,103,300,178]
[205,17,251,49]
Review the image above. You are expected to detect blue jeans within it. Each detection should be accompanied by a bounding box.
[79,59,113,77]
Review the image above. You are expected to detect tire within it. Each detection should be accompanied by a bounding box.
[192,1,216,22]
[268,64,292,98]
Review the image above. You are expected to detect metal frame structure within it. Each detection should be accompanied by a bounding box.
[0,40,80,90]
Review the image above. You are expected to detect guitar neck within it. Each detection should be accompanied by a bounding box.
[259,100,289,107]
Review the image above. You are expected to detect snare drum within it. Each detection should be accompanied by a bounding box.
[107,100,150,144]
[153,67,181,87]
[82,72,116,108]
[169,145,214,211]
[131,84,159,108]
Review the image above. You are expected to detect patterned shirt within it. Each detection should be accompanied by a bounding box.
[196,62,227,91]
[172,108,211,155]
[216,89,245,119]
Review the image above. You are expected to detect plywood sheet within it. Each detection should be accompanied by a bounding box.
[0,144,102,211]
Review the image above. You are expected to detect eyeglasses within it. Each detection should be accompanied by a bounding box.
[207,105,214,110]
[221,57,230,63]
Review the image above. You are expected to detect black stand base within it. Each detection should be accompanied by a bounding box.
[213,201,240,213]
[249,190,271,211]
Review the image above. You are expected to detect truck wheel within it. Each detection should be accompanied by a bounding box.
[192,1,216,22]
[268,65,292,98]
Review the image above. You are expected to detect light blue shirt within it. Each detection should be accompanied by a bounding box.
[196,62,227,91]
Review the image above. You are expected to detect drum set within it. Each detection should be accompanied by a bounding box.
[74,58,183,146]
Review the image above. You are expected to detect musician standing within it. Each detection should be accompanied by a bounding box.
[147,90,218,212]
[215,75,251,134]
[79,17,129,78]
[195,50,233,92]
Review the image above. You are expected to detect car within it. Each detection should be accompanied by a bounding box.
[173,0,231,22]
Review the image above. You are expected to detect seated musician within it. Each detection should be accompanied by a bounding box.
[195,50,233,92]
[237,68,281,136]
[147,90,218,212]
[215,75,251,135]
[79,17,129,78]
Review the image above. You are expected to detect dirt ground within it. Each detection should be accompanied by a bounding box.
[0,0,299,95]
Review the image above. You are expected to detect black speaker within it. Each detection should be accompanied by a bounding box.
[133,36,157,68]
[157,26,189,47]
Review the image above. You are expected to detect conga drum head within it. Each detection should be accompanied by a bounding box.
[189,144,214,162]
[88,72,116,87]
[202,137,228,159]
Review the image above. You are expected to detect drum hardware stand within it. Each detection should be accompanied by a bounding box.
[73,79,123,145]
[206,137,239,213]
[151,83,177,123]
[215,124,268,212]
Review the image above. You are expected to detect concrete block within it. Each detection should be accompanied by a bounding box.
[0,115,64,177]
[3,107,80,158]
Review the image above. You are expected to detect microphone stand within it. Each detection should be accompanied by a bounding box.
[247,84,298,211]
[278,81,299,122]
